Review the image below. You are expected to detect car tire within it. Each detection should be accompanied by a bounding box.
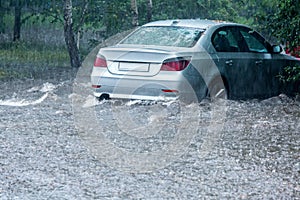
[207,76,228,100]
[97,93,110,101]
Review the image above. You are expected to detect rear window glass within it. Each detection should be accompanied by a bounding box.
[120,26,204,48]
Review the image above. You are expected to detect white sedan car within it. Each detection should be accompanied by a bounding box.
[91,19,299,102]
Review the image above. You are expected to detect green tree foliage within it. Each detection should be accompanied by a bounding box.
[268,0,300,83]
[197,0,238,21]
[233,0,277,27]
[1,0,299,72]
[267,0,300,50]
[4,0,299,43]
[0,0,10,33]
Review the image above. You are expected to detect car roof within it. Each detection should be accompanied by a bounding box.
[143,19,236,29]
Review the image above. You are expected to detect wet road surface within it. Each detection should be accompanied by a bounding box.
[0,69,299,199]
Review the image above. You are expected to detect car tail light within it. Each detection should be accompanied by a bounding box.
[94,55,107,67]
[161,89,178,93]
[92,85,101,88]
[161,57,191,71]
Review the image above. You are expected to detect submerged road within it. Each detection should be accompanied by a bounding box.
[0,69,299,199]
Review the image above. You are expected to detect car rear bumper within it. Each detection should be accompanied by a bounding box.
[91,75,198,101]
[92,80,180,101]
[94,91,179,101]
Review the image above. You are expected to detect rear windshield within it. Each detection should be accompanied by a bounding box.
[120,26,204,48]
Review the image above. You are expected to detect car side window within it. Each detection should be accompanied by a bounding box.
[212,28,239,52]
[239,30,268,53]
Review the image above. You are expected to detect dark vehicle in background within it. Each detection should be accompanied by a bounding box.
[285,45,300,60]
[91,19,300,102]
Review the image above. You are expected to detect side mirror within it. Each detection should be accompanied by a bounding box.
[272,45,282,54]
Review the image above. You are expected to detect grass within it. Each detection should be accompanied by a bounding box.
[0,68,30,79]
[1,13,70,77]
[0,41,69,67]
[0,13,101,80]
[0,40,71,80]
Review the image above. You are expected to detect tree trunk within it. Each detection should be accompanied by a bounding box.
[0,0,5,33]
[131,0,138,27]
[146,0,152,22]
[76,0,89,49]
[13,0,22,41]
[63,0,81,68]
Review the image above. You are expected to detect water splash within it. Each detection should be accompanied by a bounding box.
[0,82,58,107]
[0,93,49,107]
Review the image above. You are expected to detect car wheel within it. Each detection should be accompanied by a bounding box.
[207,76,228,100]
[97,93,110,101]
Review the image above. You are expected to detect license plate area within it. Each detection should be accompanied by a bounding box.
[118,62,150,72]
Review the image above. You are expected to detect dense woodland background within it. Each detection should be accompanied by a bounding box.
[0,0,299,77]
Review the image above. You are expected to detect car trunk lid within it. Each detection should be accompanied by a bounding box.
[99,45,191,76]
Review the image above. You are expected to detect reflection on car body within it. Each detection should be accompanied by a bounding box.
[91,19,300,102]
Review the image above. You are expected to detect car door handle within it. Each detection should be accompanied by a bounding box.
[225,60,233,66]
[255,60,263,65]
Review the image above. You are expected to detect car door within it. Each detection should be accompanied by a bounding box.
[237,27,280,98]
[211,26,255,99]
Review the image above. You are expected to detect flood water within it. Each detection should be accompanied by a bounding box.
[0,68,299,198]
